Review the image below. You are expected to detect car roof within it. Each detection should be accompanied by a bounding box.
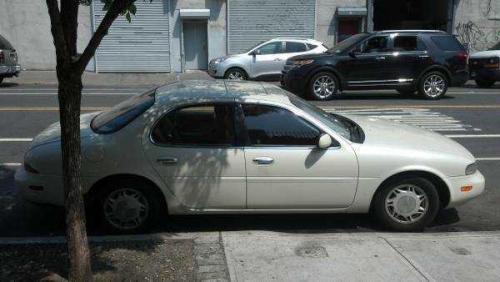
[269,37,322,44]
[155,80,292,105]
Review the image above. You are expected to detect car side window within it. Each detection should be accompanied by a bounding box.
[256,42,283,55]
[152,104,236,146]
[241,104,321,146]
[393,36,426,52]
[285,42,307,53]
[354,36,390,54]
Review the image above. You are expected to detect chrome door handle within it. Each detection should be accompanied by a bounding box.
[253,157,274,165]
[375,56,386,60]
[274,58,282,61]
[157,157,178,165]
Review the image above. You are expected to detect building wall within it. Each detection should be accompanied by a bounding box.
[453,0,500,51]
[169,0,226,72]
[0,0,92,70]
[315,0,366,47]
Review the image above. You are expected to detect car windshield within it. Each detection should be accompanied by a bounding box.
[288,95,364,143]
[327,33,370,54]
[489,41,500,50]
[91,88,156,134]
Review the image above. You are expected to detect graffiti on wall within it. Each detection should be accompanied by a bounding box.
[455,21,500,51]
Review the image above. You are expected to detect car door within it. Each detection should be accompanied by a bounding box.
[143,103,246,210]
[344,35,394,86]
[239,103,358,209]
[250,41,285,78]
[390,35,431,82]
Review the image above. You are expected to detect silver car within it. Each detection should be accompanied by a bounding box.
[208,38,327,80]
[0,35,21,85]
[16,80,484,233]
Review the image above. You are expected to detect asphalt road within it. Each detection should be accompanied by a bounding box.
[1,82,499,236]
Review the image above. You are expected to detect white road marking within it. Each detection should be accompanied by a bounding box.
[0,138,33,142]
[326,108,476,132]
[476,158,500,161]
[446,134,500,138]
[0,163,22,166]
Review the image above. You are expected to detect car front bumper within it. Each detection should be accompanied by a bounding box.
[0,64,21,77]
[15,166,65,206]
[207,62,225,78]
[281,69,308,95]
[470,68,500,81]
[446,170,485,208]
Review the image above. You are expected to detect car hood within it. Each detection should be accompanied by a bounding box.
[470,50,500,58]
[343,114,475,160]
[30,112,99,149]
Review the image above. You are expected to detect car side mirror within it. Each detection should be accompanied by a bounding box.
[250,50,260,56]
[317,134,333,149]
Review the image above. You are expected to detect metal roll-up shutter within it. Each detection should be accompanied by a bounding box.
[228,0,316,54]
[92,1,170,72]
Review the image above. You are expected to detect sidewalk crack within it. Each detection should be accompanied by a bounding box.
[381,237,431,282]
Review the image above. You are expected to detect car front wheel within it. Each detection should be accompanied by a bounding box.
[373,177,440,232]
[475,79,495,88]
[224,68,247,80]
[98,179,162,233]
[309,72,339,100]
[418,71,448,99]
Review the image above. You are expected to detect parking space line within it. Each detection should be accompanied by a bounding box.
[0,138,33,142]
[0,163,22,166]
[446,134,500,138]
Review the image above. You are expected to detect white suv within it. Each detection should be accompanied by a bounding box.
[208,38,327,80]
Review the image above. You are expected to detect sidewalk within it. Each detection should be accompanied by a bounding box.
[2,70,213,87]
[222,231,500,282]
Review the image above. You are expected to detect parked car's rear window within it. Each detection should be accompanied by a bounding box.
[0,35,14,50]
[91,89,155,134]
[431,36,465,51]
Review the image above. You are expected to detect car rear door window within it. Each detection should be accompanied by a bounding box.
[285,42,307,53]
[0,35,13,50]
[431,36,465,51]
[393,36,426,51]
[357,36,390,53]
[256,42,283,55]
[152,104,236,146]
[241,104,321,146]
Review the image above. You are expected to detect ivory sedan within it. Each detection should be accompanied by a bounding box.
[15,80,484,233]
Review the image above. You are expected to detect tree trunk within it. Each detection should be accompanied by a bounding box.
[57,71,93,282]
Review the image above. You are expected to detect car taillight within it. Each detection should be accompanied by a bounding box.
[457,51,468,63]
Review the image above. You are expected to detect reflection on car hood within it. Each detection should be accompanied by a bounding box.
[342,114,474,159]
[470,50,500,58]
[30,112,99,149]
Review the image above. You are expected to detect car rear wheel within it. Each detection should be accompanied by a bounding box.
[418,71,448,100]
[224,68,247,80]
[373,177,440,232]
[309,72,339,101]
[475,79,495,88]
[98,179,162,233]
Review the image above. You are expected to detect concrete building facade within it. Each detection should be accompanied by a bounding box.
[0,0,498,72]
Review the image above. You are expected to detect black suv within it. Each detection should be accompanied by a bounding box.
[281,30,468,100]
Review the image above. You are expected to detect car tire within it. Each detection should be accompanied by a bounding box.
[309,72,340,101]
[397,89,416,96]
[475,79,495,88]
[418,71,448,100]
[97,179,163,234]
[224,68,247,80]
[373,177,440,232]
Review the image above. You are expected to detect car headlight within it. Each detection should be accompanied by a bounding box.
[292,59,314,66]
[212,57,227,64]
[465,162,477,175]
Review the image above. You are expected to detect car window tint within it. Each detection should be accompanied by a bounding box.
[257,42,283,55]
[431,36,465,51]
[242,104,321,146]
[152,104,235,146]
[393,36,425,51]
[0,35,13,50]
[358,36,390,53]
[307,43,319,50]
[286,42,307,53]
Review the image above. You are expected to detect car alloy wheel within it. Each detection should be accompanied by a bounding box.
[422,73,447,98]
[312,74,337,100]
[225,69,246,80]
[384,184,428,224]
[103,188,150,231]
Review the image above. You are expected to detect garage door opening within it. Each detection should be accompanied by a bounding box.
[373,0,451,31]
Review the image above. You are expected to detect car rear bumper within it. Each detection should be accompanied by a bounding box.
[0,64,21,77]
[446,170,485,208]
[450,70,469,86]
